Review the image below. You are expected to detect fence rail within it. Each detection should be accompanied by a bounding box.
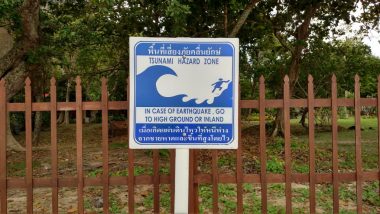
[0,75,379,213]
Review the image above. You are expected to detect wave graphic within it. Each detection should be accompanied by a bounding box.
[136,65,233,107]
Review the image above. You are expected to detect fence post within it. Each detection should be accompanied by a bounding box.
[331,75,339,213]
[0,79,7,214]
[75,76,84,214]
[50,78,58,214]
[101,77,110,213]
[175,149,190,213]
[354,75,363,213]
[25,77,33,214]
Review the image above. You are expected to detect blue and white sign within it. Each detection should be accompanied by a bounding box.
[129,37,239,149]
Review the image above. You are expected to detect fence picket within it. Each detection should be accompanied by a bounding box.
[259,76,267,213]
[127,77,135,213]
[236,85,243,213]
[153,150,160,213]
[189,150,194,213]
[25,77,33,214]
[101,78,110,213]
[128,148,135,213]
[283,75,292,214]
[212,150,219,213]
[0,79,7,214]
[354,75,363,213]
[50,78,58,214]
[189,150,199,213]
[75,77,84,213]
[308,75,316,213]
[331,75,339,213]
[170,150,175,213]
[378,75,380,197]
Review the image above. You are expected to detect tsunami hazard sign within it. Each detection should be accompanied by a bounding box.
[129,37,239,149]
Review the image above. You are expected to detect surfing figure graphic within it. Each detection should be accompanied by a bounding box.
[212,78,230,93]
[138,65,233,106]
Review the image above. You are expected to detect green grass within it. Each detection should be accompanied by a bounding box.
[289,116,379,171]
[7,160,42,177]
[291,117,378,143]
[109,165,154,176]
[109,142,128,149]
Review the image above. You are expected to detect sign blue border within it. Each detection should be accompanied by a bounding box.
[132,41,237,146]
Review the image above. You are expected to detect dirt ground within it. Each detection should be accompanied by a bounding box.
[6,124,166,213]
[4,123,378,213]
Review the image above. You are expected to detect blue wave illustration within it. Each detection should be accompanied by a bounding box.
[136,65,233,107]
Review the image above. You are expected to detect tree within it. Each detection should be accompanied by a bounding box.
[0,0,40,151]
[252,0,380,136]
[296,38,380,126]
[1,0,379,148]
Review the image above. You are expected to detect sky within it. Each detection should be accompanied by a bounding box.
[331,2,380,58]
[334,22,380,58]
[352,3,380,57]
[364,30,380,57]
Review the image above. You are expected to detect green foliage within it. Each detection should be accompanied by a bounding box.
[199,185,213,212]
[109,142,128,149]
[7,161,26,177]
[299,39,380,99]
[218,184,237,212]
[363,182,380,206]
[218,154,236,169]
[3,0,380,108]
[160,189,171,211]
[0,0,23,34]
[109,194,124,214]
[266,157,284,173]
[87,168,102,177]
[165,0,191,36]
[141,192,154,211]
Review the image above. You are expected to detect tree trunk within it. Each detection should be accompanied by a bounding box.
[7,115,25,151]
[0,0,40,151]
[0,0,40,78]
[271,5,319,137]
[4,64,28,151]
[228,0,260,37]
[32,95,43,144]
[90,111,98,123]
[0,29,26,151]
[57,111,64,124]
[64,80,71,125]
[271,110,284,137]
[224,2,228,37]
[300,108,308,129]
[29,58,44,145]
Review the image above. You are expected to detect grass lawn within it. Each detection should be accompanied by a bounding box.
[289,117,379,171]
